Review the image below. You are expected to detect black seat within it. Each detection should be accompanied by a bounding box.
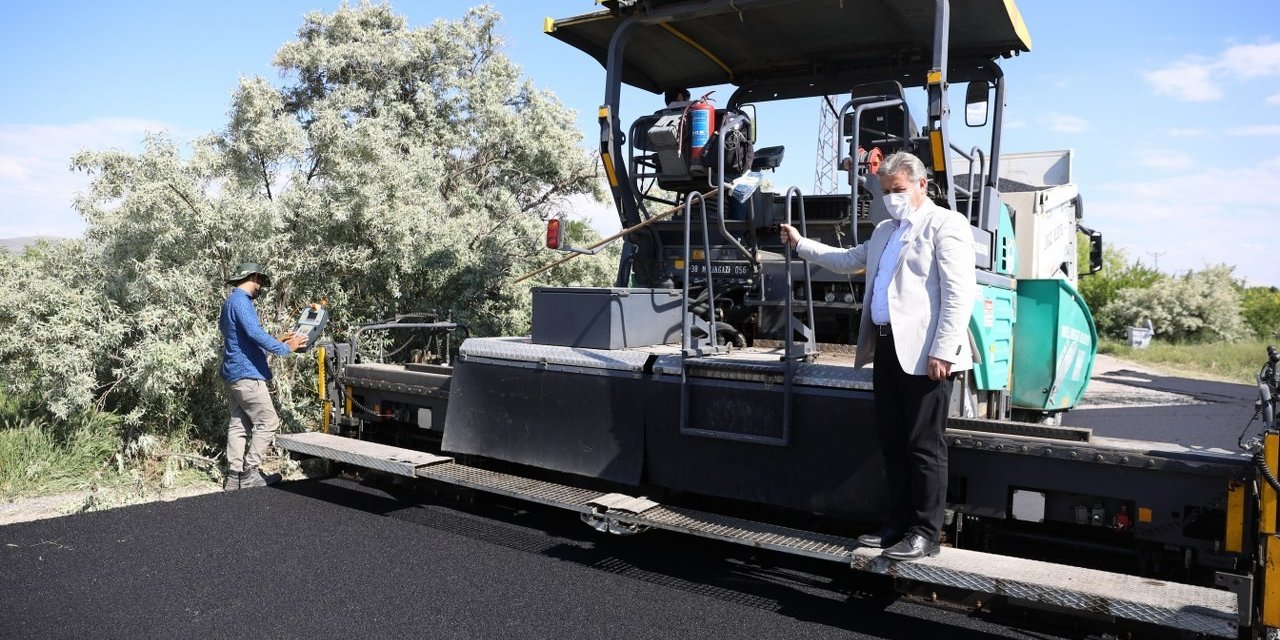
[843,81,919,154]
[752,145,784,171]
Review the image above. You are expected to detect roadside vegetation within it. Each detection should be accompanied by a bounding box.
[0,392,224,504]
[0,5,615,503]
[1098,338,1273,385]
[1079,236,1280,385]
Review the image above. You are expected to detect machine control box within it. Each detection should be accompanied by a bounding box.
[292,303,329,352]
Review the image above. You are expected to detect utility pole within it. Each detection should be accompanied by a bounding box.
[813,95,841,195]
[1147,251,1166,270]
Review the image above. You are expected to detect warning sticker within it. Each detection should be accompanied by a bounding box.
[983,298,994,328]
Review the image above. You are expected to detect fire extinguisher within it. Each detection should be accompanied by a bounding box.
[689,91,716,159]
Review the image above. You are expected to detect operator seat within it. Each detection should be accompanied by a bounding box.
[846,81,922,159]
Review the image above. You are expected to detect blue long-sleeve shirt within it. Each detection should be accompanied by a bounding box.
[219,288,291,382]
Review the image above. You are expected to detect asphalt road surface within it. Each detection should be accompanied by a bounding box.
[1066,355,1259,451]
[2,478,1072,640]
[0,358,1262,640]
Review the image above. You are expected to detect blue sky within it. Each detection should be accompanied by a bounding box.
[2,1,1278,287]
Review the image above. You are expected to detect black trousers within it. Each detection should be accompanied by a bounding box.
[872,331,952,541]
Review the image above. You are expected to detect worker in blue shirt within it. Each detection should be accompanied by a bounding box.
[220,263,306,491]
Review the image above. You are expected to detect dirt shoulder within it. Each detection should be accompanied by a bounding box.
[0,481,222,527]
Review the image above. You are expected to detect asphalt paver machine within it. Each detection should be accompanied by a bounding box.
[279,2,1280,637]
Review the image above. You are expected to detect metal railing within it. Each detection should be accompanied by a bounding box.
[951,144,987,225]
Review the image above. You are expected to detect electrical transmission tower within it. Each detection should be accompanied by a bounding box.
[813,95,841,195]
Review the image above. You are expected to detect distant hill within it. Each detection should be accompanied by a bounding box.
[0,236,62,252]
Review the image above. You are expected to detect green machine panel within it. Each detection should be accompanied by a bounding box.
[995,202,1017,276]
[1010,279,1098,411]
[969,284,1015,391]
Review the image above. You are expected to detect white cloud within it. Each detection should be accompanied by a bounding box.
[0,118,192,238]
[1091,155,1280,287]
[1146,42,1280,102]
[1168,128,1207,138]
[1217,42,1280,79]
[1268,94,1280,107]
[1144,63,1220,102]
[1138,151,1194,171]
[1224,124,1280,136]
[0,156,29,181]
[1046,113,1089,133]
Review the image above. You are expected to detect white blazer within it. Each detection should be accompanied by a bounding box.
[796,201,976,376]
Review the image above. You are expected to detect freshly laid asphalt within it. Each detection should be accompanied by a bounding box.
[0,359,1262,640]
[0,478,1064,640]
[1066,357,1260,450]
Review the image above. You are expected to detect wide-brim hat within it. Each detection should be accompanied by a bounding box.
[227,262,271,288]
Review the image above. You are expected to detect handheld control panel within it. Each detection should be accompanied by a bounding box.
[293,303,329,352]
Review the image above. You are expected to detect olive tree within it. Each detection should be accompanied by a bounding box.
[0,4,615,444]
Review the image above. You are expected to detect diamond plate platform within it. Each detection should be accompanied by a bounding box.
[849,546,1237,638]
[459,336,659,372]
[276,432,451,477]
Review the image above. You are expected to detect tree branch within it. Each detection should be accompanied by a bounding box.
[258,154,273,200]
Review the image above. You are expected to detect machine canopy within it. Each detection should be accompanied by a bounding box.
[546,0,1031,97]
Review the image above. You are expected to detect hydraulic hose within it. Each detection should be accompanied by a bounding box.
[715,321,747,348]
[1254,448,1280,495]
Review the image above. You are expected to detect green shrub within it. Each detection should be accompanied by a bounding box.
[1096,265,1248,343]
[1076,240,1165,323]
[1242,286,1280,339]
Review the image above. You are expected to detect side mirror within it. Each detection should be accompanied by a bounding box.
[1077,223,1104,276]
[965,81,989,128]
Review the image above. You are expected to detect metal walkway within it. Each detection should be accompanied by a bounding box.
[276,433,1239,638]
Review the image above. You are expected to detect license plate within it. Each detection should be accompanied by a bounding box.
[686,262,751,276]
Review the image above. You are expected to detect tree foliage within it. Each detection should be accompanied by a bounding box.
[1096,265,1249,343]
[0,4,614,442]
[1242,286,1280,339]
[1075,238,1165,326]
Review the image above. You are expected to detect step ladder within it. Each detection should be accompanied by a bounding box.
[275,432,1239,638]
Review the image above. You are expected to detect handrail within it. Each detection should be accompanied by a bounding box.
[950,144,987,224]
[839,96,905,246]
[706,112,754,263]
[778,187,820,447]
[680,192,721,356]
[782,187,818,361]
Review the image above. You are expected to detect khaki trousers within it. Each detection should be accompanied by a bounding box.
[225,379,280,473]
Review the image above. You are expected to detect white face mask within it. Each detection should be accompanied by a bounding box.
[883,192,915,221]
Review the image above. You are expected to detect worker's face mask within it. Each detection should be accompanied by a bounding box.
[883,192,914,221]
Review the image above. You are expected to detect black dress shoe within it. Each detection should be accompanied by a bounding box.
[856,527,901,549]
[880,533,940,561]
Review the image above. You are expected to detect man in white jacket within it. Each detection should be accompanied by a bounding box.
[780,152,975,561]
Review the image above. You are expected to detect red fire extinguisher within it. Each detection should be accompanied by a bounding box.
[689,91,716,159]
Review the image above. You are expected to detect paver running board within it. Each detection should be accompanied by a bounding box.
[849,547,1237,638]
[289,434,1239,638]
[276,432,451,477]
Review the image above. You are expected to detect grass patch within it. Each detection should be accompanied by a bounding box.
[0,395,224,502]
[0,396,122,500]
[1099,337,1276,384]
